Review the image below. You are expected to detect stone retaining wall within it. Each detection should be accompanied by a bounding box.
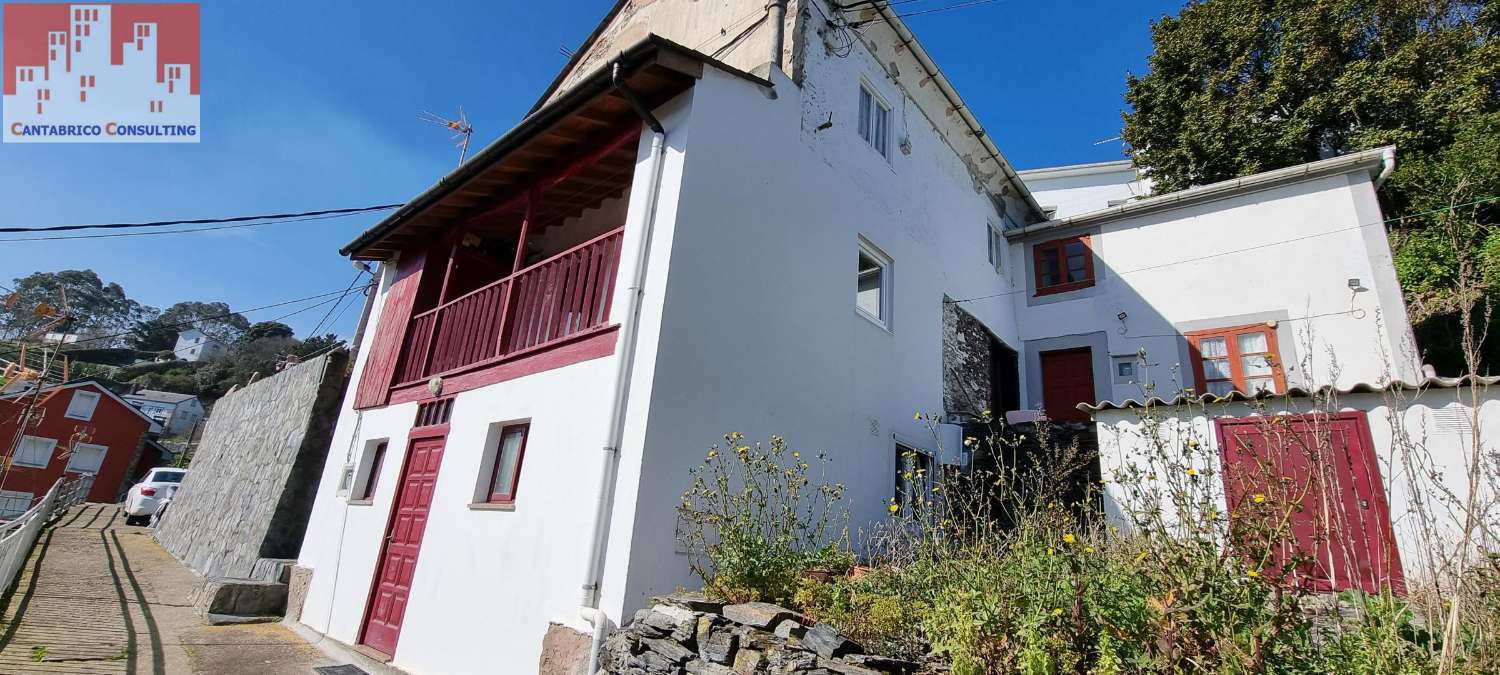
[154,351,348,580]
[602,593,930,675]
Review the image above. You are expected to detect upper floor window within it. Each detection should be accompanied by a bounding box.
[65,390,101,421]
[14,436,56,468]
[1033,234,1094,295]
[1187,324,1285,396]
[857,239,892,328]
[858,85,891,158]
[986,223,1005,274]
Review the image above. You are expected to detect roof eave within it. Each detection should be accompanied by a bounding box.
[1007,146,1395,241]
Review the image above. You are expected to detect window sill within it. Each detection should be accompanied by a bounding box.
[468,502,515,512]
[1034,280,1095,297]
[11,463,48,470]
[347,499,373,506]
[856,308,892,333]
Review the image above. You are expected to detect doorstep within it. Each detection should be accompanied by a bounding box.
[283,619,409,675]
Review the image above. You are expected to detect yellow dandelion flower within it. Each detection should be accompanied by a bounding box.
[1052,608,1063,616]
[1135,551,1148,562]
[1253,493,1266,504]
[707,450,718,459]
[1246,570,1259,578]
[981,409,991,418]
[792,452,800,458]
[1047,547,1055,556]
[914,412,923,421]
[1062,534,1076,544]
[1186,468,1198,476]
[888,503,900,513]
[1084,546,1094,554]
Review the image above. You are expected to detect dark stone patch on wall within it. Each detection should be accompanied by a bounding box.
[942,301,992,416]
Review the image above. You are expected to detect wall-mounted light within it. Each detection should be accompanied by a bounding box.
[1348,278,1367,292]
[1116,312,1128,321]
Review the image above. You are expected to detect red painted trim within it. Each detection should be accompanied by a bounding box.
[463,127,642,227]
[1032,234,1095,296]
[1186,323,1288,394]
[408,423,450,440]
[358,430,447,656]
[388,324,620,406]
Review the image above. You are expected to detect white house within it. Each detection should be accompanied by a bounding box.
[121,389,204,436]
[291,2,1431,673]
[173,328,226,362]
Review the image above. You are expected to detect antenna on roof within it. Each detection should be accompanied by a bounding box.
[419,108,475,166]
[1093,135,1123,146]
[558,44,576,59]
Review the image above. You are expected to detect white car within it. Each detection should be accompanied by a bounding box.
[122,468,188,526]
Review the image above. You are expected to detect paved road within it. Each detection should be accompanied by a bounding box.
[0,503,340,674]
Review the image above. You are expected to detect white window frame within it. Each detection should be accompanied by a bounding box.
[856,237,893,330]
[0,490,34,519]
[65,442,107,474]
[858,83,892,158]
[64,390,101,421]
[986,222,1006,274]
[13,436,56,469]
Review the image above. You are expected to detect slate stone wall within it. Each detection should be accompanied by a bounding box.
[154,351,348,580]
[941,302,993,417]
[602,593,929,674]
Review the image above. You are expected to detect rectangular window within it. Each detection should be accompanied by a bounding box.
[858,85,891,158]
[856,239,892,328]
[14,436,56,469]
[894,444,934,512]
[485,423,529,503]
[1032,234,1094,295]
[986,223,1005,274]
[0,490,34,519]
[65,443,107,474]
[355,441,388,501]
[64,390,101,421]
[1187,324,1285,396]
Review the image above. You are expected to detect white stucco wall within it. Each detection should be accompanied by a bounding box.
[294,89,698,674]
[1019,161,1151,219]
[1011,171,1421,415]
[1094,385,1499,584]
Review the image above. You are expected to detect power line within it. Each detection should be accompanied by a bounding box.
[0,204,402,234]
[0,212,382,243]
[306,269,369,338]
[62,284,375,350]
[948,194,1500,304]
[849,0,1001,25]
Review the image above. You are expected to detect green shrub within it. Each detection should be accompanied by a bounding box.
[676,432,849,605]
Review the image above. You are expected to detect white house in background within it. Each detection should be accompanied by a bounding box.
[292,2,1430,673]
[173,328,225,362]
[1016,159,1152,219]
[121,389,204,436]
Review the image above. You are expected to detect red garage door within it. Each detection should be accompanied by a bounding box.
[1215,413,1404,594]
[1040,348,1094,422]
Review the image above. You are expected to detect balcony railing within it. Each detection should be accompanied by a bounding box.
[394,227,625,385]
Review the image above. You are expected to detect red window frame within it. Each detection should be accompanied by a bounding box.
[1032,234,1095,296]
[358,441,388,501]
[486,423,530,504]
[1186,323,1287,395]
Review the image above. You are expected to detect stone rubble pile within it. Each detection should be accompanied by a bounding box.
[601,593,927,675]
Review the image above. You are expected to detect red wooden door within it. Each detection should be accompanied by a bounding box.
[1216,413,1404,594]
[361,431,446,655]
[1040,348,1095,422]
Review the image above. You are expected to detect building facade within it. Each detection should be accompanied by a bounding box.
[292,2,1426,672]
[173,328,226,362]
[0,381,156,513]
[122,389,205,436]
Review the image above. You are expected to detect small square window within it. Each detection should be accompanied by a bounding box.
[65,390,101,421]
[0,490,34,518]
[481,423,529,504]
[1032,234,1095,295]
[14,436,56,468]
[352,440,388,502]
[857,239,892,328]
[858,85,891,158]
[1117,362,1134,377]
[65,443,107,474]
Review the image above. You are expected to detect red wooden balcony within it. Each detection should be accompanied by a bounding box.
[392,227,624,385]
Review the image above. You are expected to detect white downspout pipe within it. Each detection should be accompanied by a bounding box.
[767,0,789,73]
[581,63,671,675]
[1375,146,1396,189]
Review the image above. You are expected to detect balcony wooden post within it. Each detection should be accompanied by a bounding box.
[497,188,539,355]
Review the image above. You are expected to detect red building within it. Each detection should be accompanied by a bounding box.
[0,380,157,516]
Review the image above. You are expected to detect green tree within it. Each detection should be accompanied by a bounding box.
[158,301,250,343]
[0,270,153,344]
[1122,0,1499,372]
[129,317,180,351]
[295,333,345,358]
[241,321,294,343]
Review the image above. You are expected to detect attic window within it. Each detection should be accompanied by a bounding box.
[65,390,101,421]
[858,85,890,158]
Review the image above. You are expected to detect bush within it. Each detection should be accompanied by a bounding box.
[676,432,849,605]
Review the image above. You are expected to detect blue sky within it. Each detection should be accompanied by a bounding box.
[0,0,1182,341]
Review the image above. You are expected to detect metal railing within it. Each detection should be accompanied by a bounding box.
[0,475,92,596]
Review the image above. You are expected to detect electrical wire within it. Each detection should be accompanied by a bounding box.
[0,204,402,234]
[947,194,1500,305]
[848,0,1001,26]
[306,269,369,338]
[0,211,379,243]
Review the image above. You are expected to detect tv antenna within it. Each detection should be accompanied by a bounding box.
[420,108,475,165]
